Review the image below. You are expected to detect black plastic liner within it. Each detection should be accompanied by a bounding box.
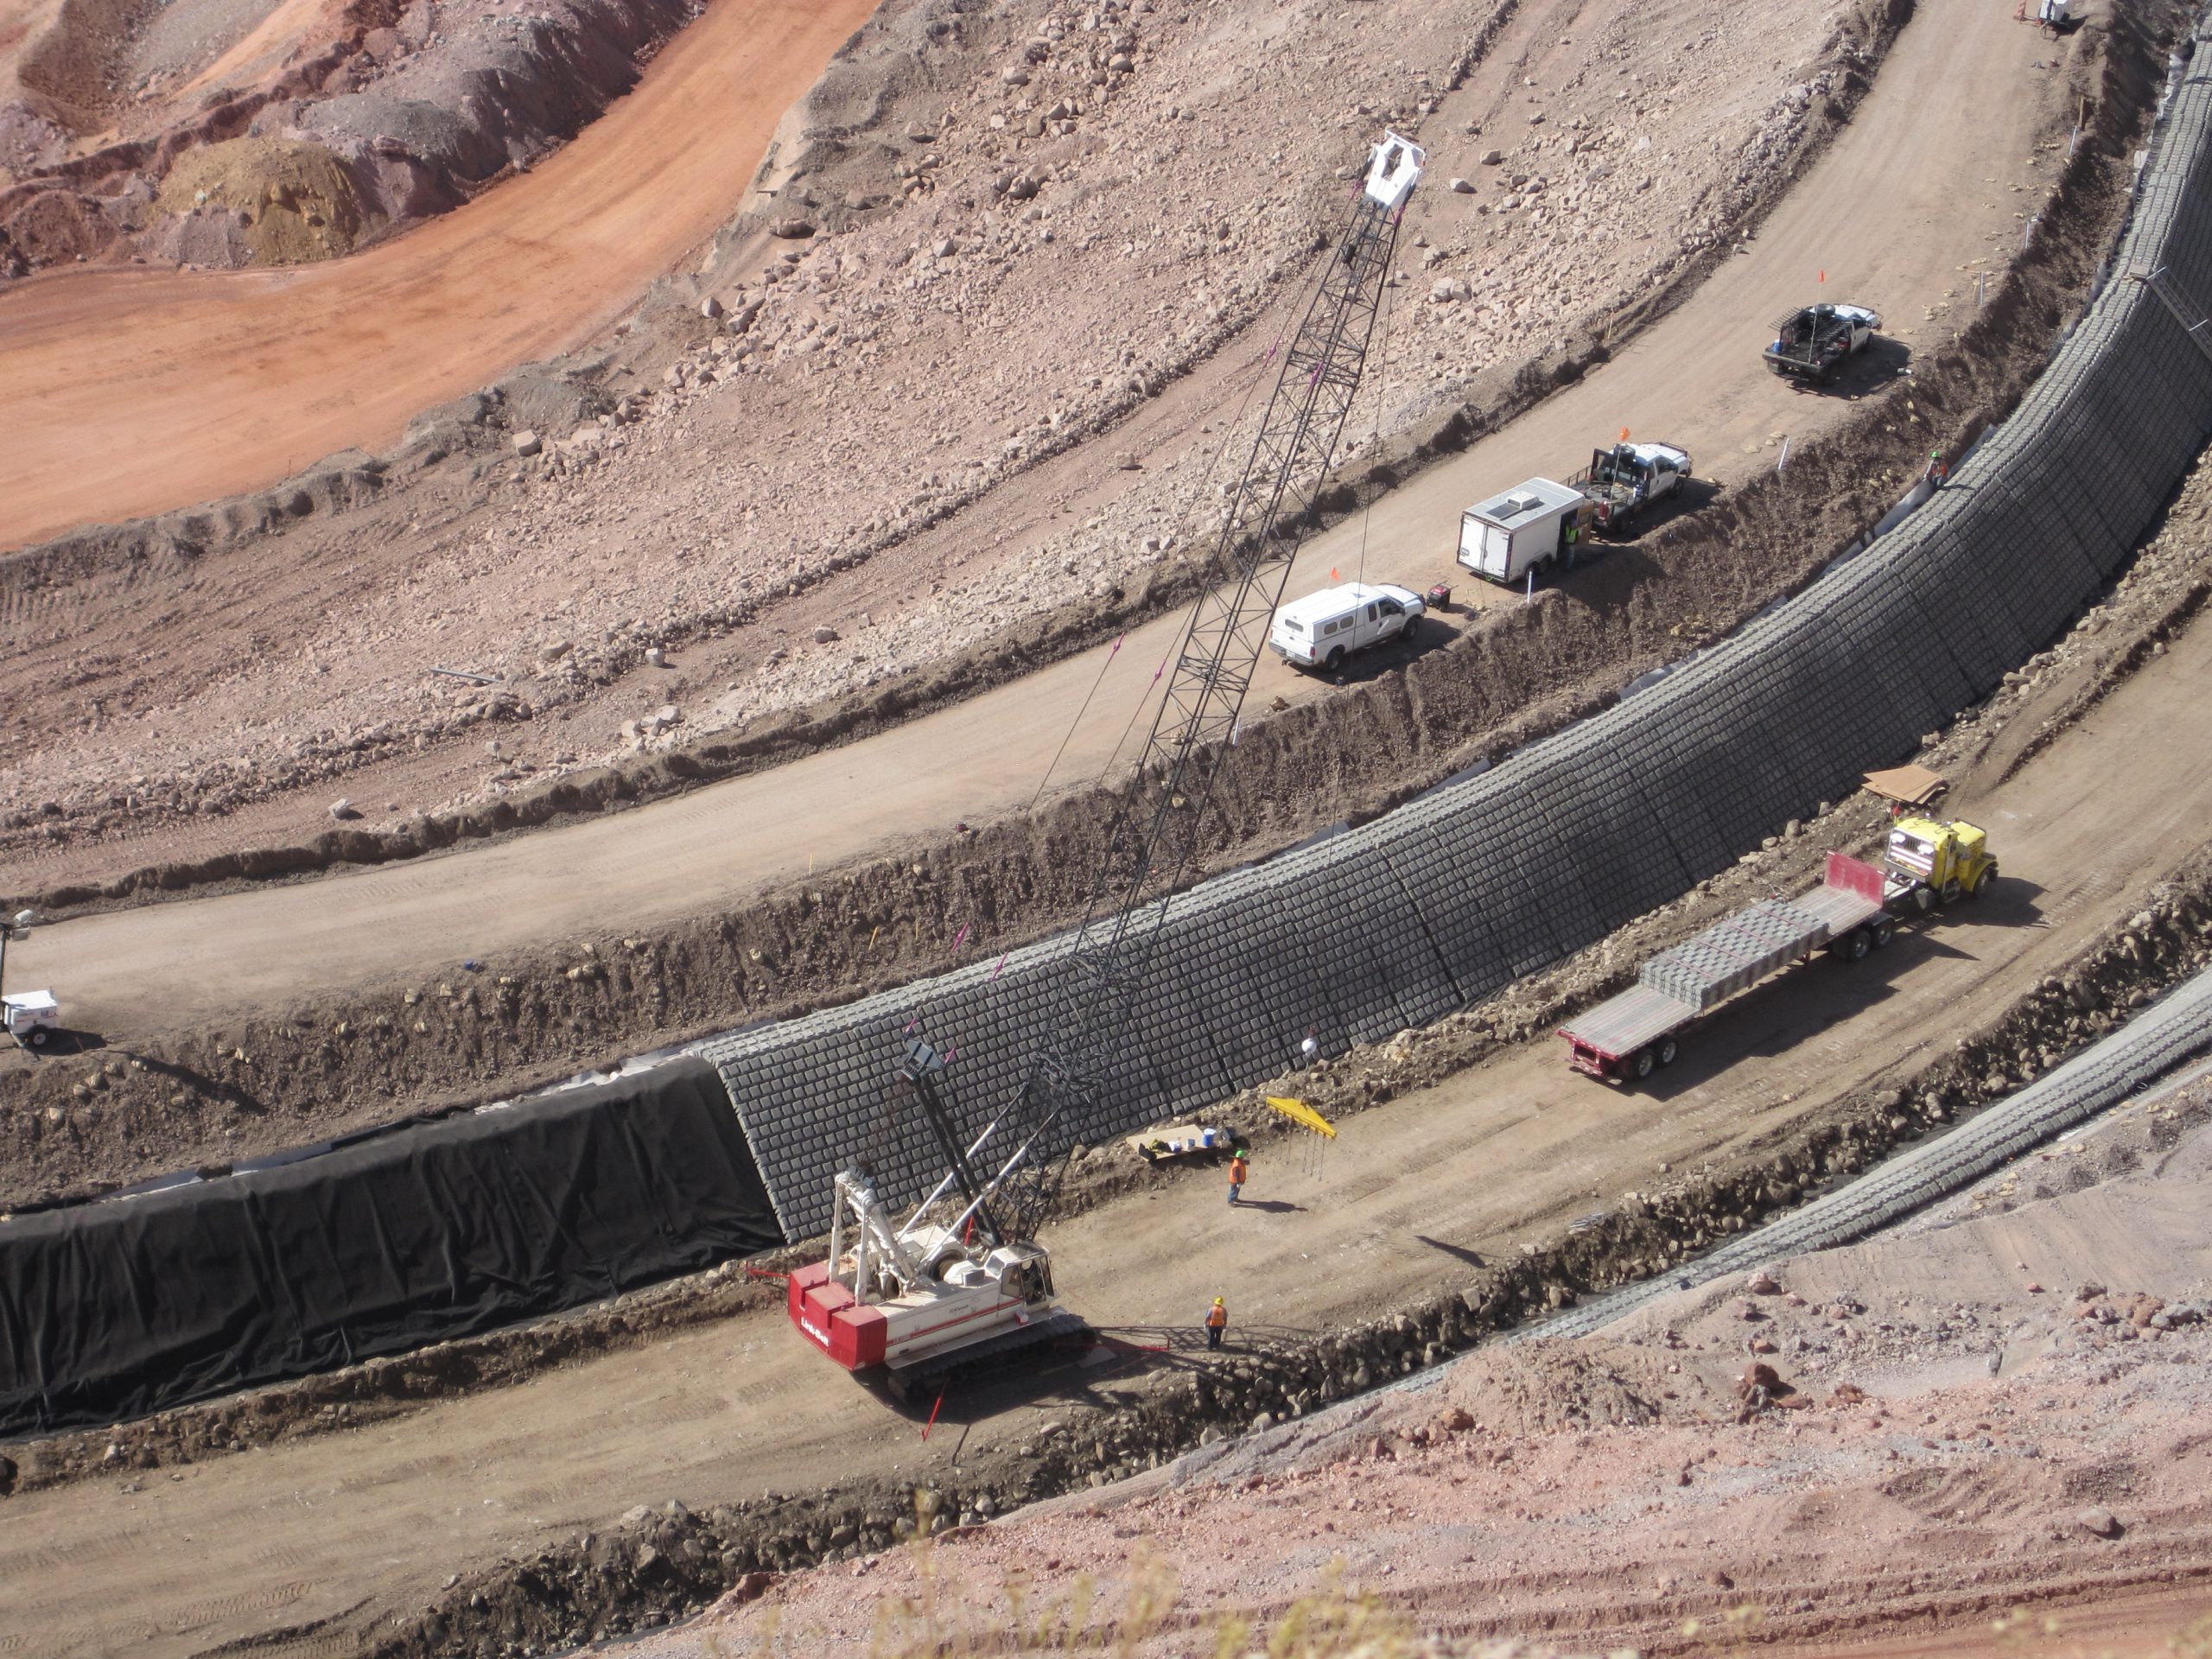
[0,1057,778,1439]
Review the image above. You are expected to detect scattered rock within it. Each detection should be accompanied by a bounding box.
[813,625,840,645]
[512,430,543,457]
[770,219,816,239]
[328,798,358,821]
[1448,176,1476,194]
[2076,1506,2121,1539]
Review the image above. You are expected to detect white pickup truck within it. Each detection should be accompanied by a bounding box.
[1764,302,1880,383]
[1,909,53,1049]
[1268,582,1425,672]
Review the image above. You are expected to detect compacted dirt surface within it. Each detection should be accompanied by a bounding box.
[4,493,2212,1656]
[0,0,2078,877]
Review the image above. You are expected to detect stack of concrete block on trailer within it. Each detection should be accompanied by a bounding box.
[1637,896,1822,1013]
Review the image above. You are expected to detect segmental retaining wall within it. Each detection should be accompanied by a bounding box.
[704,36,2212,1242]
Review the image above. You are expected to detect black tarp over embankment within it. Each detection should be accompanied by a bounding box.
[0,1058,779,1439]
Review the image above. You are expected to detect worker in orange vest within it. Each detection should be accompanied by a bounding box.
[1205,1296,1228,1350]
[1227,1148,1249,1205]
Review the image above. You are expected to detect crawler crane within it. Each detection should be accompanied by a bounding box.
[788,132,1425,1392]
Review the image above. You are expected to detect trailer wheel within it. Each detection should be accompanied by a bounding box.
[1631,1047,1656,1081]
[1870,917,1896,949]
[1840,928,1872,963]
[1656,1036,1679,1068]
[23,1028,48,1048]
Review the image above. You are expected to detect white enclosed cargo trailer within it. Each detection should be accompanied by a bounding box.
[1459,477,1591,583]
[3,989,57,1049]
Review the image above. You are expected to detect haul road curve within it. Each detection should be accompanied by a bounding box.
[4,487,2211,1659]
[14,0,2071,1047]
[0,0,878,553]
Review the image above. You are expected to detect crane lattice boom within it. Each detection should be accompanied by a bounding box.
[989,132,1424,1234]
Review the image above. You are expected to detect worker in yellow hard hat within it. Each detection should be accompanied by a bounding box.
[1205,1296,1228,1351]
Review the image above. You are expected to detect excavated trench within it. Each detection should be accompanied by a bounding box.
[0,0,2171,1213]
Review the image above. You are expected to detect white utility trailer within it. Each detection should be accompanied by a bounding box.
[1459,477,1592,584]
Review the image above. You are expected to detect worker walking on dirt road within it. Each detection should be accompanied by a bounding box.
[1205,1297,1229,1350]
[1227,1148,1249,1205]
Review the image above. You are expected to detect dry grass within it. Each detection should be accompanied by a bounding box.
[708,1497,1441,1656]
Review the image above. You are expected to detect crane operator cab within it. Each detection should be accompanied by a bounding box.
[1363,131,1425,212]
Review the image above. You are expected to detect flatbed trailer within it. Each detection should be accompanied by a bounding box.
[1560,852,1894,1084]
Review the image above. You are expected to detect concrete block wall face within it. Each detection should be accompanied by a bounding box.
[704,56,2212,1243]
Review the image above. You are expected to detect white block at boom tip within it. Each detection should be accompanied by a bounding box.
[1364,131,1424,211]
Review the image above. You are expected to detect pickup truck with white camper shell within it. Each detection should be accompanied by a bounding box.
[1268,582,1425,672]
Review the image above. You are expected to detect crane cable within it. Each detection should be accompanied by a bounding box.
[1030,245,1336,816]
[1021,334,1281,818]
[1353,251,1395,592]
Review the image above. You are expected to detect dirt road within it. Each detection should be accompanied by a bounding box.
[15,0,2066,1044]
[5,536,2208,1659]
[0,0,876,552]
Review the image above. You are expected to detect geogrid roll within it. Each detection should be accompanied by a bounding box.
[704,51,2212,1243]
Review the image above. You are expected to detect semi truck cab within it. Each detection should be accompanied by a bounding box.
[1884,817,1997,906]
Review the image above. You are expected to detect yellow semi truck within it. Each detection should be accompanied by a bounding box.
[1557,768,1997,1084]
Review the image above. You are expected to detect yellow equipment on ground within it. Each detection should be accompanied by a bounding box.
[1262,1096,1337,1139]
